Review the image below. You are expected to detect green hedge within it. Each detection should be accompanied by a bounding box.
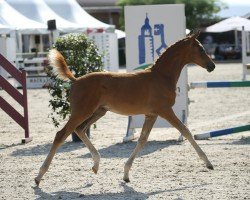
[47,33,104,127]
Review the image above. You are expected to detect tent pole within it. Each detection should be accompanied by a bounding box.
[234,29,238,49]
[49,31,53,47]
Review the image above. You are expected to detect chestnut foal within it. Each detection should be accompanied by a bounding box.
[35,31,215,186]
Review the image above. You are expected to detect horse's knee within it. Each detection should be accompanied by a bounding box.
[98,107,107,115]
[138,138,148,146]
[54,130,66,145]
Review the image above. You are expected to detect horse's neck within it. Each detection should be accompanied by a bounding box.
[152,46,188,85]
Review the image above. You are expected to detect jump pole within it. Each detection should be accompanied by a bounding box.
[190,81,250,89]
[194,124,250,140]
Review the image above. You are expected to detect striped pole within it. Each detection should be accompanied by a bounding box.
[190,81,250,89]
[194,124,250,140]
[134,63,152,70]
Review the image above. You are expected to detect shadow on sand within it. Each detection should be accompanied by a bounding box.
[11,141,85,157]
[33,183,160,200]
[199,136,250,146]
[11,139,180,158]
[11,135,249,158]
[231,136,250,145]
[82,140,181,159]
[33,182,209,200]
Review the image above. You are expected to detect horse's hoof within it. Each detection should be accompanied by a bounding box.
[123,177,130,183]
[34,178,40,187]
[92,166,98,174]
[177,135,184,142]
[206,163,214,170]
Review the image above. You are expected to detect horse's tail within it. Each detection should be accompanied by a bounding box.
[48,49,77,82]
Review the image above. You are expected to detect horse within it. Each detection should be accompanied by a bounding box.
[35,31,215,186]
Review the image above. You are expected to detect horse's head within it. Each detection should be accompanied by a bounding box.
[188,30,215,72]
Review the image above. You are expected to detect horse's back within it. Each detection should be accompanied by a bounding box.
[70,71,155,115]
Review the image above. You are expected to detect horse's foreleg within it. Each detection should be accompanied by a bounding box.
[75,107,107,174]
[159,108,214,169]
[34,114,89,187]
[123,115,157,182]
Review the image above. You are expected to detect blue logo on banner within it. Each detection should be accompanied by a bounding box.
[138,14,168,64]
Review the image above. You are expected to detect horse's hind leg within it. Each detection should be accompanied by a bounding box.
[159,108,214,169]
[34,113,92,186]
[123,115,157,182]
[75,107,107,174]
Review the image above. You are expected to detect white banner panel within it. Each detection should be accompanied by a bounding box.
[125,4,187,130]
[89,33,119,72]
[242,30,250,80]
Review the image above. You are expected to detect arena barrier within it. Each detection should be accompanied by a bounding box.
[190,80,250,89]
[190,79,250,140]
[0,54,32,143]
[194,124,250,140]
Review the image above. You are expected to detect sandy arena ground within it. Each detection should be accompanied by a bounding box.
[0,63,249,200]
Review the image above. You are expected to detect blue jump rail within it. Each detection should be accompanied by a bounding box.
[190,81,250,88]
[194,124,250,140]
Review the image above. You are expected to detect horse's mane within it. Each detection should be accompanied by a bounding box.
[149,36,190,70]
[166,37,189,52]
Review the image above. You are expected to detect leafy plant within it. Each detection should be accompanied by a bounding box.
[47,33,104,127]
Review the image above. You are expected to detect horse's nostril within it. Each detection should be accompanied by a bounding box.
[207,63,215,72]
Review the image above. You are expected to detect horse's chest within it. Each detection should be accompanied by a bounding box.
[150,88,176,107]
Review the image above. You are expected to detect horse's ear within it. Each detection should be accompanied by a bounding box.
[189,29,200,39]
[187,29,193,37]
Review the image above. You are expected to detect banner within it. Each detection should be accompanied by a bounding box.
[242,29,250,80]
[124,4,188,134]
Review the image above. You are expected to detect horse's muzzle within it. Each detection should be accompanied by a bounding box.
[207,63,215,72]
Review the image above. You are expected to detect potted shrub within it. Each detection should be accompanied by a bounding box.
[46,33,104,141]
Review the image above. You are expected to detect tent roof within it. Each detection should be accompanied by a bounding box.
[0,0,48,34]
[0,23,13,34]
[6,0,85,33]
[115,29,126,39]
[205,16,250,32]
[43,0,113,30]
[1,0,121,36]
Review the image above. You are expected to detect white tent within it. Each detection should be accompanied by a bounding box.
[1,0,122,59]
[43,0,127,38]
[43,0,113,30]
[115,29,126,39]
[205,16,250,32]
[5,0,85,33]
[0,23,13,34]
[2,0,124,37]
[0,0,48,34]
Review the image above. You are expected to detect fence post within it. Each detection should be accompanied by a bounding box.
[0,54,32,143]
[21,70,31,143]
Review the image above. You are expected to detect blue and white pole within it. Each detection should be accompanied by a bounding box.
[194,124,250,140]
[190,81,250,89]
